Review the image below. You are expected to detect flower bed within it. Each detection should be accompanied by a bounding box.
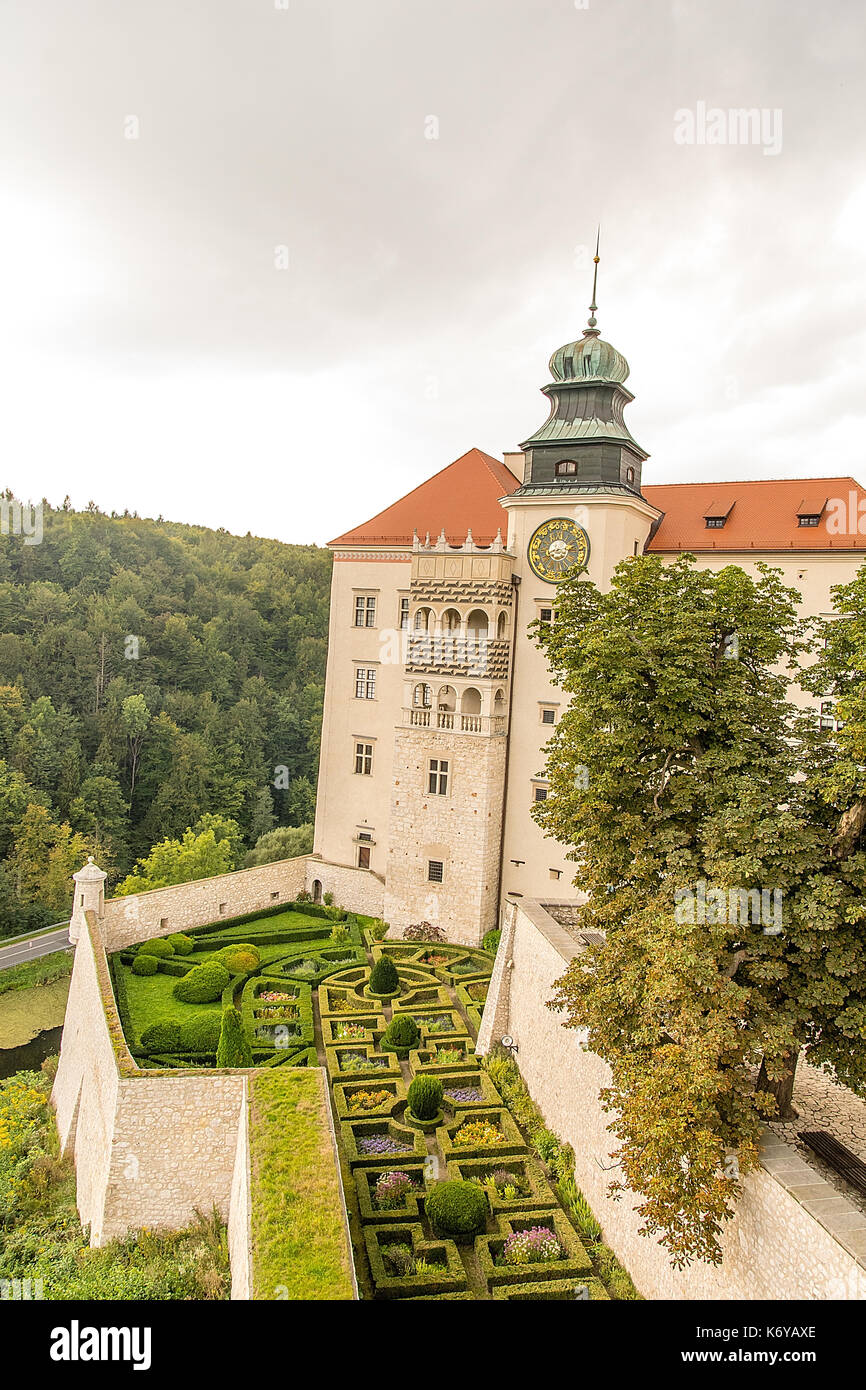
[436,1106,525,1161]
[475,1211,593,1288]
[332,1077,404,1119]
[353,1163,428,1223]
[340,1117,426,1166]
[363,1223,466,1299]
[445,1155,558,1214]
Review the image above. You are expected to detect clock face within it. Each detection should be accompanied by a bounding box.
[527,517,590,584]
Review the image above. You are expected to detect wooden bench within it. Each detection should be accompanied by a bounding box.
[798,1130,866,1197]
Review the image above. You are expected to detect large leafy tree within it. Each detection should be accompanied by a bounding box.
[534,553,866,1266]
[114,818,241,896]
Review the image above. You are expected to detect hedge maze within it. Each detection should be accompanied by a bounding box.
[110,907,613,1299]
[325,939,610,1301]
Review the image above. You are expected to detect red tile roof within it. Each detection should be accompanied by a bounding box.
[644,478,866,552]
[329,448,521,547]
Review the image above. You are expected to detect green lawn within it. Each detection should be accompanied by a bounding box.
[249,1069,355,1301]
[124,968,223,1046]
[0,950,73,996]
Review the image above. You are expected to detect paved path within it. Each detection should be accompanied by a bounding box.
[0,926,71,971]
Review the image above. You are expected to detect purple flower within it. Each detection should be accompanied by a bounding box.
[444,1087,484,1104]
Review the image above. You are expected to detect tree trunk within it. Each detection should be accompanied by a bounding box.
[755,1050,799,1120]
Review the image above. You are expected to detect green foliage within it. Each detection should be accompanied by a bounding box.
[140,1020,181,1052]
[136,937,174,958]
[381,1013,419,1054]
[482,928,501,955]
[425,1180,487,1237]
[216,1006,252,1068]
[368,954,399,996]
[178,1014,222,1052]
[214,942,261,974]
[0,949,72,995]
[131,953,158,976]
[366,918,389,941]
[173,960,230,1004]
[244,824,314,868]
[407,1073,443,1121]
[116,821,239,895]
[168,933,194,956]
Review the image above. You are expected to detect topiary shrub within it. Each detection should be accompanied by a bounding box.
[168,933,195,956]
[482,928,501,955]
[132,953,159,976]
[173,961,231,1004]
[425,1179,488,1237]
[380,1013,419,1056]
[404,921,446,943]
[216,1006,253,1068]
[140,1020,181,1052]
[407,1073,443,1121]
[137,937,175,958]
[368,955,399,996]
[178,1015,222,1052]
[214,943,261,974]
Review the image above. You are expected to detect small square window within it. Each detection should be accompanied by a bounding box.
[538,607,557,626]
[270,891,280,901]
[428,860,444,883]
[159,917,168,929]
[219,902,227,915]
[541,708,556,725]
[534,786,548,802]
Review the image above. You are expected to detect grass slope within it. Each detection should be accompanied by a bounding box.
[249,1069,354,1301]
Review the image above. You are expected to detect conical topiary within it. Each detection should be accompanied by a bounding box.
[216,1006,253,1069]
[380,1013,419,1056]
[368,954,399,996]
[407,1073,443,1121]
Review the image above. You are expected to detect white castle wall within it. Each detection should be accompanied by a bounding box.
[228,1080,252,1301]
[103,855,311,951]
[477,898,866,1301]
[304,858,385,918]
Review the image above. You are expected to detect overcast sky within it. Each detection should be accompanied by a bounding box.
[1,0,864,545]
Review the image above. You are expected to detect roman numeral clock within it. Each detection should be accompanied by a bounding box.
[526,516,591,583]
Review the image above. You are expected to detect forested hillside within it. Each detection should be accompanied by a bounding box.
[0,501,331,936]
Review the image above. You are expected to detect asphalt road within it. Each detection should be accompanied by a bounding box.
[0,926,71,971]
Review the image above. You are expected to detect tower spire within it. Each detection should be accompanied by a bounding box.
[586,227,600,334]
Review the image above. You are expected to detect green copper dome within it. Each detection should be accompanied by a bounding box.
[548,328,630,384]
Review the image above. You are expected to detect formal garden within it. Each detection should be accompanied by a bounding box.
[109,903,639,1300]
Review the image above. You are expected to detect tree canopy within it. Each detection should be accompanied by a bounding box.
[534,553,866,1266]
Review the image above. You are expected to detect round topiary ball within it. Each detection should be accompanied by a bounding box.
[407,1073,443,1121]
[215,943,261,974]
[168,933,195,956]
[368,954,399,996]
[173,961,231,1004]
[140,1020,181,1052]
[425,1180,488,1237]
[132,953,159,976]
[137,937,175,959]
[381,1013,419,1054]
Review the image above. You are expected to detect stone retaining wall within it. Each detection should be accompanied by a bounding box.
[477,897,866,1301]
[304,857,385,918]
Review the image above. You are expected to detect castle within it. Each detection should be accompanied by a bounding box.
[311,274,866,943]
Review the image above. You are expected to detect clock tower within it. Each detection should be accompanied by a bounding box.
[497,250,662,907]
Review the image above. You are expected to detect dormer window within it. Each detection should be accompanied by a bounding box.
[705,516,726,529]
[703,499,734,530]
[796,497,826,528]
[798,514,821,528]
[555,459,578,477]
[625,466,635,485]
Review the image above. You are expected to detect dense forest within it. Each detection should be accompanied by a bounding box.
[0,500,331,937]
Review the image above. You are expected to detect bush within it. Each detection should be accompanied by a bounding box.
[137,937,174,958]
[216,1007,253,1068]
[404,921,446,942]
[368,955,399,995]
[482,928,501,955]
[140,1020,181,1052]
[367,918,389,941]
[173,961,231,1004]
[381,1014,419,1054]
[425,1180,487,1237]
[214,943,261,974]
[323,891,334,905]
[132,954,159,976]
[407,1074,443,1121]
[168,934,195,956]
[178,1015,222,1052]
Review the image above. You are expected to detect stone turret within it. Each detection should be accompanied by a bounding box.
[70,856,107,942]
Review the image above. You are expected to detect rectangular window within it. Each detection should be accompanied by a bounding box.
[428,758,449,795]
[541,708,556,725]
[819,700,840,731]
[354,595,377,626]
[798,515,820,527]
[358,845,371,869]
[354,742,373,775]
[399,597,410,630]
[538,607,557,625]
[427,860,444,883]
[705,517,726,528]
[354,668,376,699]
[534,786,548,802]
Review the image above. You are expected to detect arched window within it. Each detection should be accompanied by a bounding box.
[413,606,432,632]
[437,686,457,712]
[461,687,482,716]
[413,683,432,708]
[555,459,578,477]
[496,611,508,640]
[466,609,489,639]
[626,466,635,485]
